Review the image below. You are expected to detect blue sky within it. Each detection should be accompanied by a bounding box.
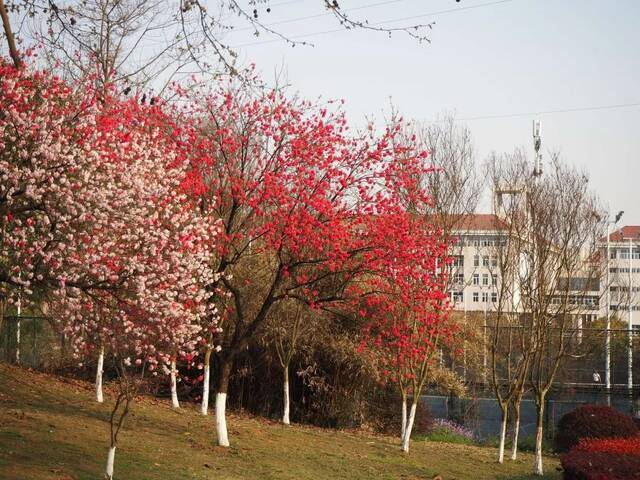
[224,0,640,225]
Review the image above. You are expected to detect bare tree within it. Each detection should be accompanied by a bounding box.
[408,115,484,381]
[263,301,316,425]
[490,151,602,476]
[1,0,434,89]
[485,150,534,463]
[416,114,482,242]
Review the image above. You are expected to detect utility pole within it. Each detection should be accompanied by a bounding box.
[463,291,467,383]
[605,211,623,393]
[628,236,634,393]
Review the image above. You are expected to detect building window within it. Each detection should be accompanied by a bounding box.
[482,292,488,303]
[492,274,498,286]
[472,274,479,285]
[452,255,464,267]
[482,256,489,267]
[491,256,498,267]
[473,292,479,302]
[491,292,497,303]
[482,274,489,286]
[452,291,463,303]
[610,251,616,259]
[474,255,479,267]
[620,249,640,260]
[455,273,464,284]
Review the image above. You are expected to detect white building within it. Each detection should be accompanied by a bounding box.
[447,214,602,324]
[447,214,508,313]
[603,225,640,329]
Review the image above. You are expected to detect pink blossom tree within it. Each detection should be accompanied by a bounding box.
[0,62,219,479]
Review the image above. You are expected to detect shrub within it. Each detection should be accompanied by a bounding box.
[418,419,476,445]
[572,436,640,455]
[516,434,554,453]
[561,437,640,480]
[365,387,433,436]
[554,404,638,453]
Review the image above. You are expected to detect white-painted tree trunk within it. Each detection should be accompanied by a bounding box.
[510,409,520,460]
[15,297,21,364]
[105,446,116,480]
[200,362,210,415]
[401,395,407,440]
[215,392,230,447]
[498,408,508,464]
[170,360,180,409]
[282,367,290,425]
[534,419,544,475]
[95,346,105,403]
[401,401,417,453]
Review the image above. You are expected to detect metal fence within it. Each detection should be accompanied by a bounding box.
[446,323,640,391]
[2,316,639,439]
[430,322,640,439]
[423,389,639,440]
[0,315,71,369]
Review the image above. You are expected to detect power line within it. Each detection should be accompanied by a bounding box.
[424,101,640,123]
[233,0,517,48]
[352,101,640,130]
[231,0,413,34]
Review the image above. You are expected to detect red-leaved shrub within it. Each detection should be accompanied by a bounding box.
[572,436,640,455]
[561,437,640,480]
[554,404,638,453]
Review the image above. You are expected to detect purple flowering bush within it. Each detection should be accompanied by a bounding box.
[423,419,477,445]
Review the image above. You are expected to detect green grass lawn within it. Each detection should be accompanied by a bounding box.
[0,363,561,479]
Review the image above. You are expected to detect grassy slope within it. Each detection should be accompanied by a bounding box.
[0,364,560,480]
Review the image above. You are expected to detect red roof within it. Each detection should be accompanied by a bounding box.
[452,214,508,232]
[609,226,640,242]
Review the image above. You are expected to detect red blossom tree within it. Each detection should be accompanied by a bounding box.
[177,78,450,447]
[358,213,457,453]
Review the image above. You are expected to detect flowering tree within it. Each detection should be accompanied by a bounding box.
[0,63,219,478]
[178,79,443,446]
[358,213,457,453]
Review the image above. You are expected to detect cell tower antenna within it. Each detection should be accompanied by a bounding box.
[533,119,542,177]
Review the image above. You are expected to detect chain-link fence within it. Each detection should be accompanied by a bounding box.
[428,321,640,439]
[447,320,640,391]
[423,388,639,440]
[0,315,72,369]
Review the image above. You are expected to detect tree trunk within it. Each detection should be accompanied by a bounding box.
[15,296,21,364]
[401,392,408,440]
[105,445,116,480]
[0,0,21,68]
[96,346,105,403]
[510,400,521,460]
[533,399,545,476]
[282,366,290,425]
[170,360,180,409]
[200,347,212,415]
[401,400,417,453]
[498,405,508,463]
[215,358,233,447]
[15,318,20,364]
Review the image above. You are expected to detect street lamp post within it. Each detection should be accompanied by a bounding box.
[628,236,634,393]
[605,211,624,391]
